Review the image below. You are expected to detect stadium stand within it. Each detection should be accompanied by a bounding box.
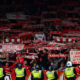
[0,0,80,80]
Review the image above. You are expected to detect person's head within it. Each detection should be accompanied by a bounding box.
[24,61,28,65]
[35,65,39,71]
[43,49,48,54]
[5,62,9,67]
[51,62,54,66]
[17,52,22,57]
[33,63,37,67]
[66,61,72,67]
[49,66,53,71]
[18,63,22,69]
[78,65,80,69]
[60,63,64,67]
[0,63,2,67]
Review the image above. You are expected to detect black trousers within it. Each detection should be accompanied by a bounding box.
[67,77,75,80]
[0,77,4,80]
[16,77,25,80]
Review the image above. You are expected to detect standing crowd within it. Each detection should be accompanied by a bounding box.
[0,50,79,80]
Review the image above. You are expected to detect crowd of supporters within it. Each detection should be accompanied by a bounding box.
[0,49,69,73]
[0,0,80,78]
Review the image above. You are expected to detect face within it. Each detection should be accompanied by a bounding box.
[78,65,80,68]
[17,55,21,57]
[51,62,54,65]
[43,50,47,53]
[61,63,64,67]
[6,63,9,66]
[34,63,36,67]
[24,61,27,65]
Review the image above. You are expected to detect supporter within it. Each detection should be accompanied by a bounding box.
[16,52,24,64]
[74,65,80,75]
[59,62,65,71]
[55,57,65,69]
[2,62,17,73]
[30,59,37,68]
[39,49,48,70]
[23,61,31,71]
[32,63,37,70]
[78,65,80,71]
[52,58,58,70]
[38,51,44,69]
[50,62,55,70]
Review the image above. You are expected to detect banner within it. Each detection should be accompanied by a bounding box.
[34,33,46,41]
[2,44,24,52]
[6,13,27,20]
[70,50,80,64]
[18,32,33,38]
[38,47,61,51]
[48,54,69,58]
[4,38,22,43]
[53,37,75,43]
[6,71,80,80]
[24,55,38,59]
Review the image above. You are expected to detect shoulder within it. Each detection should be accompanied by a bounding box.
[15,68,18,71]
[32,70,35,73]
[23,68,26,70]
[39,70,42,73]
[0,68,4,70]
[46,71,49,74]
[20,57,24,59]
[15,68,18,69]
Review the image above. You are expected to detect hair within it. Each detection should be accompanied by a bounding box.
[44,49,48,52]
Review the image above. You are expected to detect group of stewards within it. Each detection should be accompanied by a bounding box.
[0,61,77,80]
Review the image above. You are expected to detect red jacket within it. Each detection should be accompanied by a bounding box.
[2,64,16,73]
[22,65,31,71]
[74,67,80,74]
[16,57,24,64]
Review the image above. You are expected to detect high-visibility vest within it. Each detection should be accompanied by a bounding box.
[65,67,75,78]
[32,70,41,78]
[0,68,4,78]
[46,71,55,80]
[15,68,25,77]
